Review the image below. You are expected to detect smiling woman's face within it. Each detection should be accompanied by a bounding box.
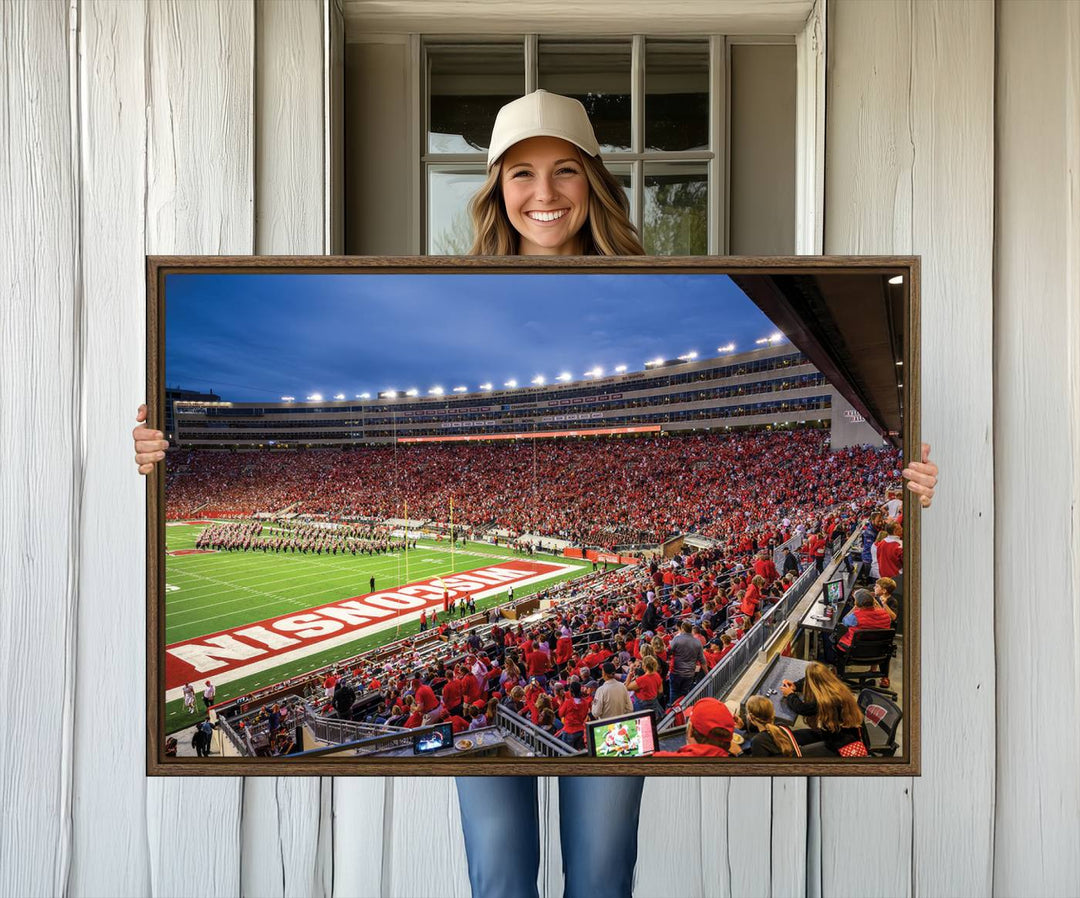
[499,136,590,255]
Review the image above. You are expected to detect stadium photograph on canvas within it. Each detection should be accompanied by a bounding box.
[146,256,921,777]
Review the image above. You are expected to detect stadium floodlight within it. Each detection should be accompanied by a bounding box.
[614,364,627,373]
[429,386,444,395]
[889,275,904,285]
[360,392,371,399]
[717,342,735,353]
[453,386,467,393]
[531,375,546,386]
[504,379,518,388]
[770,332,784,343]
[677,351,698,362]
[406,388,419,397]
[480,382,493,391]
[281,395,295,401]
[644,357,664,368]
[334,393,346,400]
[556,372,572,382]
[306,393,323,401]
[584,366,603,378]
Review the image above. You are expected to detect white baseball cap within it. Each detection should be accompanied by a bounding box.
[486,90,601,169]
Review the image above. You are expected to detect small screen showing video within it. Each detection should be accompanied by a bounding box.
[587,711,658,758]
[412,723,454,755]
[825,578,845,605]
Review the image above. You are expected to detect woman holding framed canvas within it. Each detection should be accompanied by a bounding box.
[132,90,938,898]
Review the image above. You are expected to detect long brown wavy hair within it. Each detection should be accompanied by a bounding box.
[746,695,797,756]
[468,149,645,256]
[801,662,863,732]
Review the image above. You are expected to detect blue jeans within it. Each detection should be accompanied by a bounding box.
[455,776,646,898]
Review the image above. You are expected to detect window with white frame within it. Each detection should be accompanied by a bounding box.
[423,36,718,256]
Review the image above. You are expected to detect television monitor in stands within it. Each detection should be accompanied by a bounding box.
[413,723,454,755]
[825,578,845,606]
[587,710,658,758]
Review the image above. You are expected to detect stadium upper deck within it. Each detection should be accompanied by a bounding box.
[173,344,844,449]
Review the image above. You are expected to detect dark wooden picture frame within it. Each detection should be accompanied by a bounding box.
[147,255,920,777]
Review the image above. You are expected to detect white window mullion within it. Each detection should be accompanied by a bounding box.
[722,36,733,255]
[709,35,726,256]
[415,36,426,253]
[631,34,645,234]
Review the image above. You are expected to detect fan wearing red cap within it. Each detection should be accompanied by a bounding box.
[653,697,736,758]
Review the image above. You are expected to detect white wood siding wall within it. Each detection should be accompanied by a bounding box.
[824,2,999,894]
[1,1,1076,896]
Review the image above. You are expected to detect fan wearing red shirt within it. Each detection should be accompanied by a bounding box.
[662,568,676,598]
[403,699,423,729]
[458,666,482,707]
[441,674,464,718]
[446,712,470,734]
[740,576,765,618]
[835,588,895,681]
[556,682,591,751]
[414,677,441,726]
[555,633,574,668]
[626,656,664,715]
[877,524,903,578]
[581,644,609,671]
[753,553,779,586]
[653,697,735,758]
[525,647,552,687]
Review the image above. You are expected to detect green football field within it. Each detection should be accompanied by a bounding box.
[164,522,593,733]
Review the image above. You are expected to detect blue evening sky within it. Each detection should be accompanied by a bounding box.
[164,272,781,401]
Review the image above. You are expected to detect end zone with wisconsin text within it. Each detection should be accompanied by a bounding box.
[164,559,579,697]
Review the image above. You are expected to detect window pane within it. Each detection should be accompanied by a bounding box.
[428,167,487,254]
[538,40,631,153]
[604,163,634,218]
[428,44,524,154]
[645,40,709,152]
[643,163,707,255]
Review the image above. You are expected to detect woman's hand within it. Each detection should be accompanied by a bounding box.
[902,442,938,508]
[780,679,795,697]
[133,403,169,474]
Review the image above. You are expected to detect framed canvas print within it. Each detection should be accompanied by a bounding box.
[146,256,920,776]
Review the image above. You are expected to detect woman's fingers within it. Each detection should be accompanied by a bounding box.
[134,404,167,475]
[903,446,937,507]
[135,436,169,452]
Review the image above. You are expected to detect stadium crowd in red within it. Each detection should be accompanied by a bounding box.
[303,528,875,757]
[167,430,900,547]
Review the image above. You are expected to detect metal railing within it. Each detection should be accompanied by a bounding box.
[494,705,579,757]
[773,532,804,569]
[303,709,408,747]
[656,527,864,730]
[656,559,821,730]
[336,729,422,756]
